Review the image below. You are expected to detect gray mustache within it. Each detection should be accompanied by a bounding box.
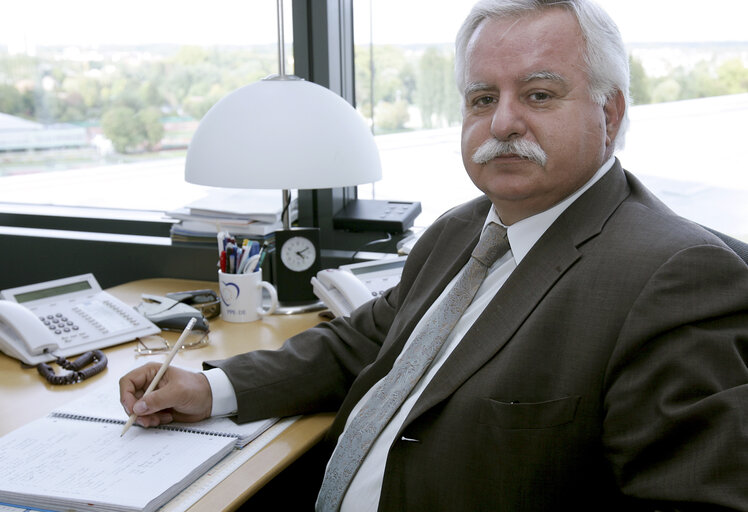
[472,138,548,167]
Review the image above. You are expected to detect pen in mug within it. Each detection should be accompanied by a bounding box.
[216,231,226,257]
[255,243,269,272]
[121,317,197,437]
[241,254,261,274]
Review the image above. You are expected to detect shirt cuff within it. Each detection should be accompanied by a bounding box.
[201,368,238,417]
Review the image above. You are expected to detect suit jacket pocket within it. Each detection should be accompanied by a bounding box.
[479,395,581,430]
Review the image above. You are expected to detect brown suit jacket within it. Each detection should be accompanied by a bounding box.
[207,161,748,511]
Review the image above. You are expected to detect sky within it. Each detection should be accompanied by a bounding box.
[1,0,747,48]
[0,1,281,47]
[355,0,748,45]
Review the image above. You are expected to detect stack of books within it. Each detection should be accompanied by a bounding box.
[167,189,297,245]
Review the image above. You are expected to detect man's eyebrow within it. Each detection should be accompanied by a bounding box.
[463,82,494,97]
[464,71,568,96]
[520,70,568,84]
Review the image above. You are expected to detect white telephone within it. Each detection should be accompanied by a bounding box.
[311,256,407,317]
[0,274,160,365]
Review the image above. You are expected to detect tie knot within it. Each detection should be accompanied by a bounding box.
[471,222,509,267]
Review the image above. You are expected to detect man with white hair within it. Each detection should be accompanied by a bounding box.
[121,1,748,510]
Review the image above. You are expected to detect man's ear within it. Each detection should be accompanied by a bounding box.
[603,89,626,148]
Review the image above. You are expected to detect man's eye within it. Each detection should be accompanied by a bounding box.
[529,92,552,102]
[473,96,495,106]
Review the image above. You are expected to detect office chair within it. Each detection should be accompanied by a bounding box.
[703,226,748,265]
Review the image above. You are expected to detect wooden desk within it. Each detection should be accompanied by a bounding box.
[0,278,335,511]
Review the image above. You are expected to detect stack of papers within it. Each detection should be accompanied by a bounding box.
[167,189,297,243]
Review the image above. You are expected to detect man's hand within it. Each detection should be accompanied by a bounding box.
[119,363,213,428]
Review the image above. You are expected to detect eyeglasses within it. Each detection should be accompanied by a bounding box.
[135,329,210,356]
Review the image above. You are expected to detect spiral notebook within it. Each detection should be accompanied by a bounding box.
[50,385,278,449]
[0,387,278,512]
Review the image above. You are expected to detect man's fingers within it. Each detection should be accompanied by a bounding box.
[136,410,174,428]
[119,362,161,415]
[118,365,211,427]
[132,377,177,415]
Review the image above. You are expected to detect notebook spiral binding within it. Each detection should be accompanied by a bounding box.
[50,412,238,438]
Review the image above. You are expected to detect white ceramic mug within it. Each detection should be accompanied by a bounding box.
[218,270,278,322]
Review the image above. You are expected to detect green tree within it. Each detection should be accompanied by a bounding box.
[399,62,417,104]
[173,45,210,67]
[61,75,102,116]
[0,84,27,116]
[650,78,682,103]
[137,107,164,150]
[628,55,651,105]
[374,100,409,132]
[443,53,461,126]
[164,67,196,107]
[139,80,164,109]
[676,62,726,100]
[56,90,87,122]
[376,47,409,104]
[355,44,410,131]
[417,47,449,129]
[183,82,227,120]
[110,75,144,111]
[101,106,142,153]
[717,58,748,94]
[354,45,376,122]
[0,54,38,86]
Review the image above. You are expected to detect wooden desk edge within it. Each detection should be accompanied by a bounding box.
[189,412,335,512]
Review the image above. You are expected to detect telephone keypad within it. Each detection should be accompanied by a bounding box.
[39,313,86,343]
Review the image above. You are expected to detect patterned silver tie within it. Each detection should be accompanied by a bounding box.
[316,222,509,512]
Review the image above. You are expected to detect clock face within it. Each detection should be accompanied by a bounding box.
[280,236,317,272]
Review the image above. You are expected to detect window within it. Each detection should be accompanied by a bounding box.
[0,0,292,215]
[2,1,748,240]
[352,0,748,240]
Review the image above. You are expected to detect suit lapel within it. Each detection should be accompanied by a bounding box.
[404,161,632,424]
[341,199,489,407]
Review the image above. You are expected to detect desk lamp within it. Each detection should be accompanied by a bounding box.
[184,0,382,305]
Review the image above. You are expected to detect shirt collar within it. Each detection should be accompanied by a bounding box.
[486,156,616,265]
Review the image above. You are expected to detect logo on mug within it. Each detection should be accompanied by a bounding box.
[219,280,241,306]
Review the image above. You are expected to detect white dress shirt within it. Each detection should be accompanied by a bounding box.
[204,157,616,511]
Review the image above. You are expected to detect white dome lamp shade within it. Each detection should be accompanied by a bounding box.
[184,0,381,230]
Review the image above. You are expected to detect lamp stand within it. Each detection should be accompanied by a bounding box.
[282,189,292,230]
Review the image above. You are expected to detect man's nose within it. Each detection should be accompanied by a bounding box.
[489,99,526,141]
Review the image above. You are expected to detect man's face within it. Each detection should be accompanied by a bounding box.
[460,8,623,224]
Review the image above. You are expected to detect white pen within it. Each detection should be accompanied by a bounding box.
[121,317,197,436]
[241,254,261,274]
[217,231,226,257]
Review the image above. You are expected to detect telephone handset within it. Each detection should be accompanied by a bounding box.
[311,270,374,318]
[0,273,159,366]
[311,256,407,317]
[0,300,60,365]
